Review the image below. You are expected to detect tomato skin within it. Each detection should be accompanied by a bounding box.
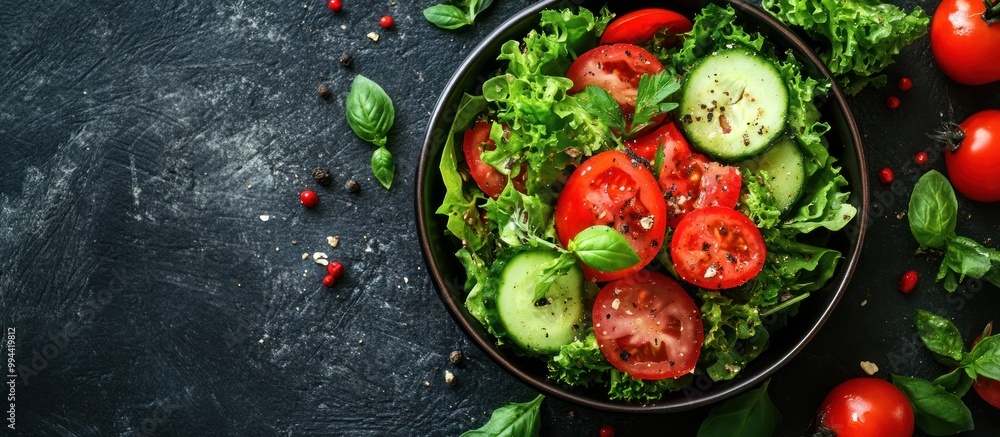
[931,0,1000,85]
[943,109,1000,202]
[462,121,525,199]
[626,123,741,227]
[669,207,765,289]
[555,150,667,282]
[592,271,703,380]
[818,378,915,437]
[600,8,693,47]
[566,44,665,113]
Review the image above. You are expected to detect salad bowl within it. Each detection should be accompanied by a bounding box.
[416,0,869,412]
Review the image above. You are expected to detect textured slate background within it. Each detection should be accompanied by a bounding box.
[1,0,998,435]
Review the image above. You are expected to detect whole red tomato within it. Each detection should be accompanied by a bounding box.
[931,0,1000,85]
[817,378,914,437]
[973,328,1000,409]
[938,109,1000,202]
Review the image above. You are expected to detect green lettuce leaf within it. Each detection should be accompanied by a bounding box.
[608,370,692,402]
[547,332,611,388]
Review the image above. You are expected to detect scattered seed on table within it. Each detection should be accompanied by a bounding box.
[886,95,901,110]
[327,235,340,248]
[449,350,464,365]
[312,167,333,186]
[327,261,345,278]
[300,189,319,208]
[367,32,379,42]
[339,52,353,68]
[860,361,880,375]
[379,15,394,29]
[914,151,928,165]
[345,179,360,194]
[327,0,342,12]
[444,370,456,386]
[317,84,332,100]
[878,167,895,184]
[322,275,336,288]
[897,76,913,91]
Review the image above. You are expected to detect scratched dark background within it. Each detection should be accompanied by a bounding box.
[1,0,998,435]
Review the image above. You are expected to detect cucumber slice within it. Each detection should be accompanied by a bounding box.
[482,250,586,355]
[742,136,806,212]
[678,47,788,161]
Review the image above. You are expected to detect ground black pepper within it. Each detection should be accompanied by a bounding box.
[345,179,361,194]
[312,167,332,186]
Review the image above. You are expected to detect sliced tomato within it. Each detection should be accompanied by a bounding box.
[462,121,524,199]
[566,43,664,116]
[627,123,742,227]
[555,150,667,282]
[670,206,765,289]
[592,271,703,380]
[601,8,693,47]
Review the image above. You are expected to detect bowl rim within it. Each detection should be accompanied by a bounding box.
[416,0,869,413]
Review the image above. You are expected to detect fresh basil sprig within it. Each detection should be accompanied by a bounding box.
[424,0,495,30]
[891,374,974,436]
[460,394,543,437]
[908,170,1000,291]
[345,74,396,189]
[577,71,680,140]
[532,225,640,301]
[697,380,781,437]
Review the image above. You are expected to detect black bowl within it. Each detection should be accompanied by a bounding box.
[416,0,869,413]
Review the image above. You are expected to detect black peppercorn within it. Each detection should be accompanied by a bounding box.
[345,179,360,194]
[339,52,353,68]
[312,167,333,186]
[449,350,464,365]
[317,84,332,100]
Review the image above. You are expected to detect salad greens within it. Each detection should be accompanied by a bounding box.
[437,4,856,401]
[907,170,1000,292]
[460,394,543,437]
[762,0,930,95]
[345,75,396,189]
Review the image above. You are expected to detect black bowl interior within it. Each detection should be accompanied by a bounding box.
[417,0,869,413]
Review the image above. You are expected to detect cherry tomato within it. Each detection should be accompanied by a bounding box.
[898,270,918,294]
[941,109,1000,202]
[669,207,765,289]
[973,331,1000,409]
[931,0,1000,85]
[817,378,914,437]
[600,8,693,47]
[462,121,525,199]
[627,123,741,227]
[566,44,664,117]
[592,271,703,380]
[555,150,667,282]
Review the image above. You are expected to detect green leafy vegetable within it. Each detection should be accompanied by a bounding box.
[628,72,680,136]
[423,0,495,30]
[346,75,396,189]
[576,86,626,135]
[914,309,965,364]
[968,335,1000,381]
[908,170,958,249]
[697,380,781,437]
[762,0,929,95]
[461,394,543,437]
[608,370,691,402]
[567,226,641,272]
[547,332,612,388]
[892,374,974,436]
[932,368,974,397]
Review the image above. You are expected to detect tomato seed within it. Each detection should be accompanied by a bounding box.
[886,95,901,110]
[897,77,913,91]
[327,0,342,12]
[878,167,895,184]
[379,15,394,29]
[322,274,336,288]
[300,189,319,208]
[914,151,929,165]
[327,261,345,278]
[599,425,616,437]
[898,270,918,293]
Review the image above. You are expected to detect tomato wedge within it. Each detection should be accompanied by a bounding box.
[670,206,765,289]
[601,8,693,47]
[566,43,664,115]
[462,121,524,199]
[592,271,703,380]
[627,123,742,227]
[555,150,667,282]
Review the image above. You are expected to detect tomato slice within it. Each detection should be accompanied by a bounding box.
[601,8,693,47]
[627,123,742,227]
[566,43,664,115]
[555,150,667,282]
[462,121,524,199]
[670,206,765,289]
[592,271,703,380]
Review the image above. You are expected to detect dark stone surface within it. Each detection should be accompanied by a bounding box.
[1,0,998,435]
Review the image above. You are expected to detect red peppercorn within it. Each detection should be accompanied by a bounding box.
[599,425,615,437]
[322,274,336,288]
[878,167,895,184]
[300,189,319,208]
[327,0,342,12]
[899,270,919,294]
[897,77,913,92]
[327,261,345,278]
[914,151,929,165]
[379,15,394,29]
[885,95,901,110]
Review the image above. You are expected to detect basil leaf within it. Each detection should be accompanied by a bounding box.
[346,74,395,148]
[567,226,641,272]
[932,368,974,397]
[908,170,957,249]
[628,72,680,138]
[472,0,494,15]
[461,394,544,437]
[892,374,974,436]
[423,4,470,30]
[968,335,1000,381]
[577,85,626,134]
[697,380,781,437]
[914,309,965,364]
[936,236,1000,292]
[371,147,395,189]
